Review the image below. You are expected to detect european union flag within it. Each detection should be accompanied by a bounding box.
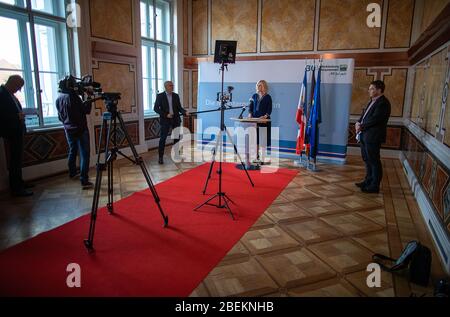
[306,66,321,160]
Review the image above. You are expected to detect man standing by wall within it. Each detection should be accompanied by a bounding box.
[154,81,188,164]
[0,75,33,197]
[355,80,391,194]
[56,76,93,189]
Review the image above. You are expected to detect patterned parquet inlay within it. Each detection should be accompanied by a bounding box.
[282,218,342,244]
[0,148,445,297]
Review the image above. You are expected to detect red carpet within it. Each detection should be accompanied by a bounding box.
[0,163,297,296]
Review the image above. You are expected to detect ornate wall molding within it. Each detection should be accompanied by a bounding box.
[91,60,138,122]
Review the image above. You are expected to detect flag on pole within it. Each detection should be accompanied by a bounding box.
[304,66,316,157]
[306,66,322,160]
[307,66,316,121]
[295,70,308,155]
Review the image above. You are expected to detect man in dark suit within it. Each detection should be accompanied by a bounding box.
[154,81,188,164]
[355,80,391,193]
[0,75,33,196]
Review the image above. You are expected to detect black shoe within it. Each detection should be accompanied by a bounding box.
[81,181,94,190]
[158,158,164,164]
[24,182,35,189]
[361,186,379,194]
[69,172,80,179]
[12,189,34,197]
[355,181,367,188]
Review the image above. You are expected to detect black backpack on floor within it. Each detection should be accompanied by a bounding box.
[372,240,432,286]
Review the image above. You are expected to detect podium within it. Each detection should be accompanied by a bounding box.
[231,117,271,170]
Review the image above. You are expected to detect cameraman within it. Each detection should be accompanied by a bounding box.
[56,76,93,189]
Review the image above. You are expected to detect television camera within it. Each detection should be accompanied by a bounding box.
[58,75,101,96]
[58,75,121,112]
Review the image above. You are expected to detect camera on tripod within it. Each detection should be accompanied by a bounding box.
[58,74,102,97]
[58,75,122,113]
[78,82,166,251]
[217,86,234,103]
[101,92,122,113]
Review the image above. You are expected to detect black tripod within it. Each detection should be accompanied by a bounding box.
[84,94,168,252]
[193,62,254,219]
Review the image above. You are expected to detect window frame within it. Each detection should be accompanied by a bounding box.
[0,0,77,130]
[140,0,174,117]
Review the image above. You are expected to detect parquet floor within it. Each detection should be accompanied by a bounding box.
[0,147,446,296]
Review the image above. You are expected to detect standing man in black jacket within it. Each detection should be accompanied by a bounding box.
[355,80,391,193]
[56,76,93,189]
[154,81,188,164]
[0,75,33,197]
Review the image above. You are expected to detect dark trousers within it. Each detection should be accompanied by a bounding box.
[6,133,25,192]
[65,130,90,183]
[360,141,382,189]
[159,119,181,159]
[256,122,271,148]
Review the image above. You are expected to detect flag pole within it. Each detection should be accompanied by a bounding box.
[312,57,323,172]
[307,58,315,171]
[298,59,303,168]
[299,61,303,168]
[297,60,309,169]
[300,59,307,168]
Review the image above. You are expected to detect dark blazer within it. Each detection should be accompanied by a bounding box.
[0,85,26,138]
[358,95,391,143]
[249,93,272,118]
[153,92,186,125]
[56,91,92,136]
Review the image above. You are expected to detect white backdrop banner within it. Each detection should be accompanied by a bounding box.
[196,59,355,163]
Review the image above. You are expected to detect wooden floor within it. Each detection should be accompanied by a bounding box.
[0,147,446,296]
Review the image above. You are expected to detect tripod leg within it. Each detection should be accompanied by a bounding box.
[84,116,111,251]
[139,156,168,226]
[194,193,219,211]
[116,149,136,164]
[107,156,113,214]
[84,162,104,251]
[106,116,119,214]
[203,159,215,195]
[224,192,236,205]
[116,112,168,227]
[218,131,224,207]
[103,116,114,214]
[225,128,254,187]
[222,195,235,220]
[202,132,220,194]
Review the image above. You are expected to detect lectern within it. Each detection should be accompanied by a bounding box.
[231,117,271,170]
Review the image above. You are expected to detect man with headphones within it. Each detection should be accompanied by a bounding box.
[56,76,93,189]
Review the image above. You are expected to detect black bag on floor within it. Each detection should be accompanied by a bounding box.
[372,240,432,286]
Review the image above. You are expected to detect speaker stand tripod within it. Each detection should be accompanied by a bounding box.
[193,61,255,219]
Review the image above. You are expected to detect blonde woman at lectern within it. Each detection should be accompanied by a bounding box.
[248,80,272,163]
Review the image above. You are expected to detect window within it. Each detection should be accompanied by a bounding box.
[0,0,76,128]
[0,0,25,8]
[140,0,173,116]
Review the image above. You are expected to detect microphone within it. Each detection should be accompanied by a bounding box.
[238,106,246,119]
[238,98,253,119]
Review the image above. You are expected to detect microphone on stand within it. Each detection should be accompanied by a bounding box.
[239,98,253,119]
[238,106,246,119]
